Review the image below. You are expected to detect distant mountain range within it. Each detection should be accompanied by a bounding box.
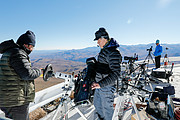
[30,43,180,73]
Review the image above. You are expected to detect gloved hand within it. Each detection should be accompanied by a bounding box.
[86,57,97,65]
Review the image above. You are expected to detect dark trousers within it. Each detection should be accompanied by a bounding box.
[155,55,161,68]
[0,103,29,120]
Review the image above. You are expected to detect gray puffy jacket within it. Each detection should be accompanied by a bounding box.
[96,38,122,87]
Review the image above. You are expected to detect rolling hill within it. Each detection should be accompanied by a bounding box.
[30,43,180,73]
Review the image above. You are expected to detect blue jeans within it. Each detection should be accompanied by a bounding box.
[0,103,29,120]
[93,86,115,120]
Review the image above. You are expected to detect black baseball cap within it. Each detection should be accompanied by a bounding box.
[94,27,109,41]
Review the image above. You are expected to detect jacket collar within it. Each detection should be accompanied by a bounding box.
[103,38,119,49]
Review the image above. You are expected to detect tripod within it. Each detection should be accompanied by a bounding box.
[144,49,154,69]
[112,91,142,120]
[112,84,151,120]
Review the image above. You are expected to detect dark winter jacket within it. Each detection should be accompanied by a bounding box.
[0,40,41,107]
[95,38,122,87]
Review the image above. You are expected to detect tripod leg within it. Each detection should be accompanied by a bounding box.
[149,54,154,63]
[131,96,142,120]
[112,95,125,120]
[144,55,149,63]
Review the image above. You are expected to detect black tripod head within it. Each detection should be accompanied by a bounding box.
[146,46,153,55]
[144,46,154,65]
[147,46,153,52]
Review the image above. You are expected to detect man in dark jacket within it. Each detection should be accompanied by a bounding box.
[0,30,41,120]
[91,28,122,120]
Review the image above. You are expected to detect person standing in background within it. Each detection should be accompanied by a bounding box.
[154,39,163,68]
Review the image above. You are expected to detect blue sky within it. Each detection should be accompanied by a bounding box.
[0,0,180,50]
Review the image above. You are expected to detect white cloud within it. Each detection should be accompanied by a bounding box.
[158,0,173,8]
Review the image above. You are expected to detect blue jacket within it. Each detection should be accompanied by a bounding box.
[103,38,120,48]
[154,44,162,57]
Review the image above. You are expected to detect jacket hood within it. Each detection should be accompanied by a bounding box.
[104,38,120,48]
[0,40,19,54]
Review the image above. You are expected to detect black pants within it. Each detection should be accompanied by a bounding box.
[0,103,29,120]
[155,55,161,68]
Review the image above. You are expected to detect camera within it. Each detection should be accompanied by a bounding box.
[124,53,138,61]
[124,56,138,61]
[147,46,153,51]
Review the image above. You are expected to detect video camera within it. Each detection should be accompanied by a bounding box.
[147,46,153,52]
[124,56,138,61]
[124,53,138,62]
[124,53,138,75]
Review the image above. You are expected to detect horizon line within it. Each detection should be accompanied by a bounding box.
[35,42,180,51]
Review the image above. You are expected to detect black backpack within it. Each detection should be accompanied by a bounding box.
[74,57,96,103]
[74,68,95,103]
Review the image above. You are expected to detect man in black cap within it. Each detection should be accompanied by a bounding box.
[91,27,122,120]
[0,30,41,120]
